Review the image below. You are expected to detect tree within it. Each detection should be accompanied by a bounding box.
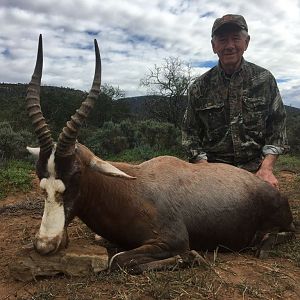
[140,57,193,127]
[101,83,125,100]
[82,83,126,129]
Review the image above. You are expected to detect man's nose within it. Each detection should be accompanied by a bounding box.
[225,39,235,48]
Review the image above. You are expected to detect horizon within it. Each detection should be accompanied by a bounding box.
[1,82,300,110]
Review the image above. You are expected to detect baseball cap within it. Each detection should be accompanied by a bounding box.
[212,14,248,37]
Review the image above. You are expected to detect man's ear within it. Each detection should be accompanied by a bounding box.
[211,39,217,54]
[27,146,40,158]
[244,35,250,51]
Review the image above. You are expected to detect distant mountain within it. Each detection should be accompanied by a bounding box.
[120,95,300,118]
[1,82,300,127]
[117,95,165,118]
[285,105,300,115]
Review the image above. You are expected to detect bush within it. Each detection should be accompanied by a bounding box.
[135,120,181,149]
[0,160,34,199]
[84,121,130,156]
[106,145,185,162]
[0,121,34,160]
[84,119,182,159]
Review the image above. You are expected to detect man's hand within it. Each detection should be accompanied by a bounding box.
[255,154,279,189]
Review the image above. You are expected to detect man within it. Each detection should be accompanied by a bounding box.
[182,14,288,189]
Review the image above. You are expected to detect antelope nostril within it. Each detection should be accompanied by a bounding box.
[33,236,59,255]
[40,178,47,189]
[34,240,54,255]
[55,180,66,193]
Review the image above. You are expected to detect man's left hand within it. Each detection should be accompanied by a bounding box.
[255,154,279,189]
[255,168,279,189]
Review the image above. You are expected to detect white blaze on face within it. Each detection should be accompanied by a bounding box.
[38,151,66,242]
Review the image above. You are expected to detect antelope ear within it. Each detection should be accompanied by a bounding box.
[89,157,136,179]
[27,146,40,158]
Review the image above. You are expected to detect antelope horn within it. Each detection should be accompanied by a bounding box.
[26,34,54,154]
[56,39,101,157]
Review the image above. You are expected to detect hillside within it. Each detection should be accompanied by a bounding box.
[122,95,300,116]
[0,83,86,133]
[1,83,300,123]
[0,83,130,136]
[1,83,300,153]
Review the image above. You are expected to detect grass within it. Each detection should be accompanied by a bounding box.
[0,159,34,199]
[93,267,225,299]
[272,155,300,267]
[268,238,300,267]
[236,280,264,299]
[106,145,186,163]
[275,154,300,172]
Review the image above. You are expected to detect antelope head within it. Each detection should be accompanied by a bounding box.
[26,35,102,254]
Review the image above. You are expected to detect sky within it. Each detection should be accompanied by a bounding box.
[1,0,300,107]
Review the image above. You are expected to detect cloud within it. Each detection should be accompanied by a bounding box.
[0,0,299,107]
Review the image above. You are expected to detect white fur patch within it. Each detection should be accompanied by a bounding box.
[38,151,66,239]
[26,146,40,158]
[47,150,56,177]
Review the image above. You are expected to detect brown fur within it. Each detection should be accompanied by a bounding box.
[34,143,294,272]
[28,36,294,273]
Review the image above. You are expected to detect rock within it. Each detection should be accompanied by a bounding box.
[9,241,109,282]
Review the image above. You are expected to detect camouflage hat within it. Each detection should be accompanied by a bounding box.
[211,14,248,37]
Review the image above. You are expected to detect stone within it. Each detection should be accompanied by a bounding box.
[9,241,109,282]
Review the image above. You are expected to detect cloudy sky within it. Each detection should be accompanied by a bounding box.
[1,0,300,107]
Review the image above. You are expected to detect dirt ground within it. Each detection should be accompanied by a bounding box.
[0,171,299,300]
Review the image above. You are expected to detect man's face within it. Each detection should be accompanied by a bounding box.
[211,26,250,73]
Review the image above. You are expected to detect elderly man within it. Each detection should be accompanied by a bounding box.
[182,14,288,189]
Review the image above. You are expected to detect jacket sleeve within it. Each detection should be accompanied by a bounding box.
[182,85,207,162]
[263,75,289,155]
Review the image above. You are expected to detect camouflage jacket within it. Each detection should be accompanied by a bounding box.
[182,59,289,171]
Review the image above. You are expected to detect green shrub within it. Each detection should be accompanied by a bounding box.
[107,145,186,162]
[0,121,34,160]
[135,120,181,150]
[84,119,182,158]
[84,121,130,156]
[0,160,34,199]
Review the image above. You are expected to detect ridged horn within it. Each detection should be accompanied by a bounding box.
[26,34,54,154]
[56,39,101,157]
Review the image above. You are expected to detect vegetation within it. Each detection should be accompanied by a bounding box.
[107,145,185,163]
[275,154,300,172]
[269,238,300,267]
[0,121,34,160]
[0,159,34,199]
[140,57,192,127]
[85,119,183,159]
[0,83,299,158]
[286,106,300,154]
[0,83,129,141]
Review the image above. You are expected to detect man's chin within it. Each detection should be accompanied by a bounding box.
[223,56,238,63]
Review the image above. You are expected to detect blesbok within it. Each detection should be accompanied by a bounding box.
[26,35,295,273]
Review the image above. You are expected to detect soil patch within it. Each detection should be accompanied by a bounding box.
[0,172,299,299]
